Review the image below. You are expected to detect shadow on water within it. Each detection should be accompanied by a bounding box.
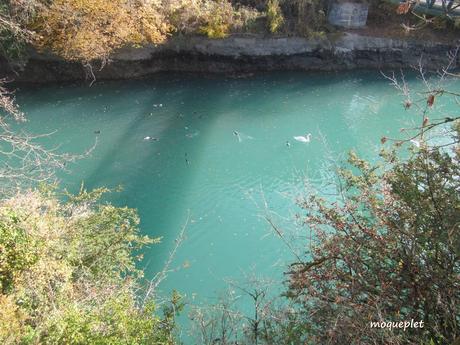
[78,76,243,279]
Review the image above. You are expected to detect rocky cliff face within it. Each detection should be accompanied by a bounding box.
[1,33,458,83]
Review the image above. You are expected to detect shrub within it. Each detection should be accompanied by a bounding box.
[166,0,259,38]
[266,0,284,33]
[279,0,326,37]
[286,128,460,344]
[33,0,171,63]
[0,187,181,344]
[0,1,39,62]
[199,0,235,38]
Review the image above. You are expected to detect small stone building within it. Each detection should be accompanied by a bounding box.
[328,1,369,28]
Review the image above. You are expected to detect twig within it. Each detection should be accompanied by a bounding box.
[143,211,190,305]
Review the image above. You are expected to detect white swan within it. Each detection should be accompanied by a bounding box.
[410,139,420,148]
[144,136,159,141]
[293,133,312,143]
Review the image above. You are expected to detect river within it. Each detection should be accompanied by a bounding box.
[15,70,444,338]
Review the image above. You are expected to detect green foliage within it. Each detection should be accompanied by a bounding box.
[199,1,233,39]
[279,0,326,37]
[166,0,259,38]
[0,2,27,61]
[266,0,284,33]
[0,0,43,63]
[0,188,180,344]
[43,294,172,344]
[0,211,40,294]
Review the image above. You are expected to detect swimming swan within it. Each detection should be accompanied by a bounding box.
[144,136,159,141]
[293,133,312,143]
[410,139,420,148]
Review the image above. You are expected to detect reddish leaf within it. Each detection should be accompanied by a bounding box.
[396,2,411,14]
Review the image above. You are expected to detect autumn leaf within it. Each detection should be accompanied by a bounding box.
[396,2,411,15]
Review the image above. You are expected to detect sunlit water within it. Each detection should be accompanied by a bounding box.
[15,71,456,339]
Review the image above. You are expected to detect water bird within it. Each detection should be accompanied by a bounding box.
[143,136,159,141]
[293,133,312,143]
[410,139,420,148]
[94,130,101,134]
[153,103,163,108]
[286,141,291,147]
[233,131,254,143]
[186,131,200,139]
[185,153,190,166]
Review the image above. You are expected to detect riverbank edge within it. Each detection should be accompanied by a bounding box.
[2,32,458,83]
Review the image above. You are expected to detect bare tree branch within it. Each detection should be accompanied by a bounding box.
[0,79,96,195]
[143,211,190,304]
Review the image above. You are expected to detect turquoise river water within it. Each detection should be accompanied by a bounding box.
[15,70,455,337]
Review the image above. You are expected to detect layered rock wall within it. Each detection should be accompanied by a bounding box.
[1,33,458,82]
